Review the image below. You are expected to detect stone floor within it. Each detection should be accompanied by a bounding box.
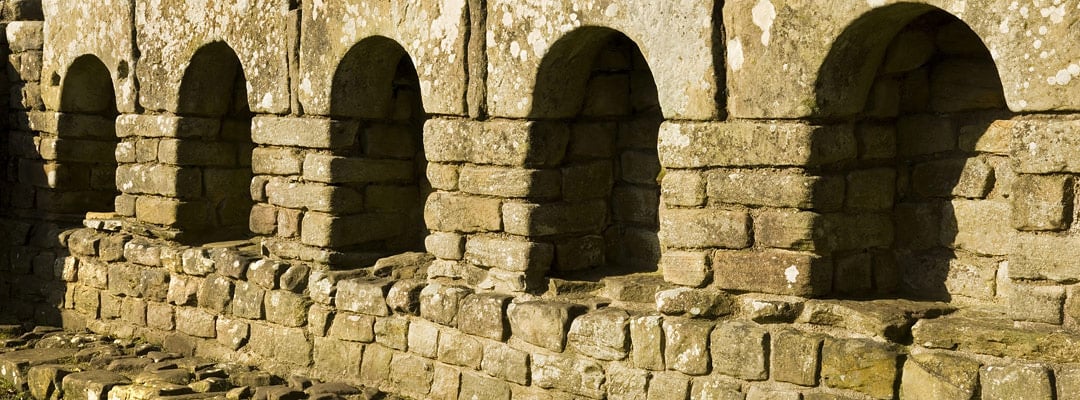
[0,325,402,400]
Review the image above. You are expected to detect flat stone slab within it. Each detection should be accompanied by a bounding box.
[0,348,76,387]
[913,312,1080,363]
[61,370,130,400]
[797,299,955,341]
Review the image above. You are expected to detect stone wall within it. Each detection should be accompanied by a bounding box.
[3,0,1080,399]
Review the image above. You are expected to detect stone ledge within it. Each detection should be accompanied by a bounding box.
[912,311,1080,363]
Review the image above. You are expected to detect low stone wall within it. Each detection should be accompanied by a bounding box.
[44,222,1080,400]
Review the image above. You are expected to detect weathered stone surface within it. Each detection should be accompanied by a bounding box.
[1013,119,1080,173]
[508,300,586,352]
[425,119,568,168]
[502,200,607,237]
[1010,174,1070,231]
[711,249,831,296]
[663,318,713,376]
[711,321,767,381]
[312,337,362,380]
[629,314,664,371]
[900,350,981,400]
[567,308,630,361]
[1007,284,1066,325]
[658,209,750,249]
[481,342,529,385]
[437,329,483,369]
[771,329,822,387]
[329,313,374,343]
[797,299,953,342]
[459,166,561,198]
[27,364,78,400]
[464,237,554,273]
[821,338,898,399]
[457,293,512,341]
[424,192,503,233]
[980,364,1054,400]
[606,362,649,400]
[532,353,605,399]
[0,348,76,387]
[459,371,510,400]
[419,283,472,327]
[248,323,312,367]
[659,121,855,168]
[914,313,1080,363]
[389,354,434,397]
[707,169,843,210]
[660,250,711,287]
[335,278,392,317]
[647,372,690,400]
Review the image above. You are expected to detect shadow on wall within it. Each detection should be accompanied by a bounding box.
[326,35,430,256]
[813,5,1013,302]
[530,27,664,280]
[173,42,254,243]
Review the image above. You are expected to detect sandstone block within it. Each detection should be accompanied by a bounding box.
[711,321,768,381]
[359,344,392,386]
[336,278,392,316]
[629,314,664,371]
[312,337,363,379]
[481,342,529,385]
[502,200,607,236]
[821,338,897,399]
[328,313,374,343]
[459,371,510,400]
[661,169,706,207]
[424,119,568,168]
[231,281,265,319]
[656,287,734,318]
[1007,284,1065,325]
[846,168,896,210]
[755,209,821,251]
[899,350,980,400]
[374,317,409,350]
[264,290,309,327]
[265,180,363,213]
[27,364,77,400]
[424,192,502,233]
[531,353,605,398]
[554,235,606,272]
[606,362,649,400]
[251,147,303,175]
[407,319,440,359]
[508,300,586,352]
[562,161,614,201]
[175,307,215,338]
[942,199,1014,256]
[1010,174,1070,231]
[248,323,312,367]
[166,275,200,306]
[301,154,413,184]
[437,329,483,369]
[251,117,356,148]
[897,115,956,156]
[711,249,832,296]
[459,166,561,198]
[980,364,1053,400]
[196,274,233,314]
[661,250,711,287]
[567,308,630,361]
[646,372,690,400]
[658,209,750,249]
[419,283,472,326]
[60,371,129,400]
[425,232,465,261]
[708,169,843,210]
[664,318,714,375]
[216,317,250,350]
[465,236,553,273]
[425,163,459,191]
[1011,234,1080,283]
[457,293,512,341]
[772,329,822,386]
[1011,119,1080,174]
[389,354,434,397]
[658,121,856,168]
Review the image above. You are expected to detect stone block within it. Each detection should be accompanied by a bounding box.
[980,364,1053,400]
[712,249,831,296]
[248,323,312,367]
[690,376,744,400]
[646,372,690,400]
[216,317,250,350]
[336,278,392,316]
[661,170,706,207]
[457,293,512,341]
[60,371,129,400]
[606,362,649,400]
[531,353,605,398]
[264,290,309,327]
[425,232,465,260]
[507,300,586,352]
[424,192,502,233]
[437,329,483,369]
[899,350,980,400]
[265,180,363,213]
[385,280,425,315]
[1011,235,1080,283]
[459,371,511,400]
[755,209,822,251]
[554,235,606,272]
[166,275,201,306]
[426,163,459,191]
[656,288,734,318]
[772,329,822,386]
[300,212,402,248]
[196,274,233,314]
[711,321,768,381]
[629,314,664,371]
[1010,174,1070,231]
[1007,284,1065,325]
[611,186,660,226]
[846,168,895,210]
[27,364,78,400]
[407,319,440,359]
[911,158,994,199]
[502,200,607,237]
[231,281,265,319]
[146,302,174,331]
[175,307,215,338]
[419,283,472,326]
[562,161,614,201]
[661,250,711,287]
[481,342,529,385]
[658,121,855,168]
[389,354,434,396]
[312,337,363,379]
[1057,364,1080,400]
[707,169,843,210]
[567,308,630,361]
[301,154,413,184]
[942,200,1015,256]
[663,318,714,375]
[658,208,750,249]
[374,317,409,350]
[897,114,956,156]
[247,259,286,290]
[328,313,374,343]
[424,119,568,168]
[251,147,304,175]
[821,338,898,399]
[459,166,561,198]
[251,117,357,148]
[465,237,553,273]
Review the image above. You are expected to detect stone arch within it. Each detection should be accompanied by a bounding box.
[47,54,119,217]
[813,5,1011,302]
[531,27,664,277]
[319,36,429,254]
[172,42,254,241]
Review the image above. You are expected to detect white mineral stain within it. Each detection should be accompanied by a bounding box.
[728,38,744,71]
[784,265,799,284]
[752,0,777,46]
[867,0,886,7]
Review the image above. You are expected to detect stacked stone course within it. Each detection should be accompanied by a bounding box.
[4,0,1080,399]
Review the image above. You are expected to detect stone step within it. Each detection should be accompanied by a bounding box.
[0,348,76,388]
[913,311,1080,363]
